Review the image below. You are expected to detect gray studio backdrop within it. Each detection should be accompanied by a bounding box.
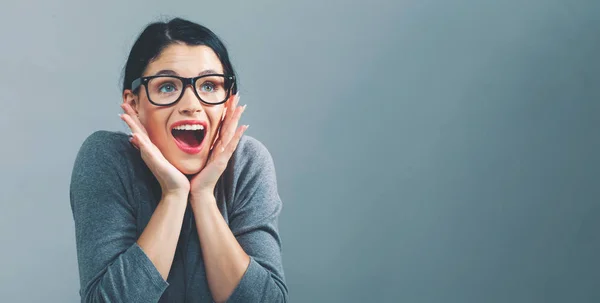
[1,0,599,302]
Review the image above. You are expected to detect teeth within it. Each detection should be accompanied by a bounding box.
[173,124,204,131]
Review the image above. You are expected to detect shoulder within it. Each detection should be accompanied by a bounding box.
[224,135,282,216]
[222,135,279,203]
[72,130,138,178]
[77,130,132,156]
[231,135,276,176]
[235,134,272,158]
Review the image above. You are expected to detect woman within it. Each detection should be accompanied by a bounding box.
[70,18,288,303]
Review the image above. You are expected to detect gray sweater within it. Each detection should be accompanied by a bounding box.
[70,131,288,303]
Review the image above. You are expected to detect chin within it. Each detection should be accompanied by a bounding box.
[173,158,206,176]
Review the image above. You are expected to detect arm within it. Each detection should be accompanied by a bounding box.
[190,137,288,303]
[190,195,250,303]
[136,191,188,280]
[70,132,187,303]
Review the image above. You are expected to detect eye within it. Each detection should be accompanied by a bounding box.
[159,83,177,93]
[200,82,216,93]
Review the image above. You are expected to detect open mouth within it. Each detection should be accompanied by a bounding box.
[171,123,206,153]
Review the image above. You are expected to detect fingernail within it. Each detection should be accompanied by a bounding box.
[242,104,247,111]
[245,124,250,130]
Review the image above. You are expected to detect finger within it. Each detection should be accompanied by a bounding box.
[209,94,235,150]
[120,112,146,135]
[222,125,249,157]
[210,108,227,150]
[226,93,239,122]
[208,140,221,163]
[131,132,163,162]
[210,136,219,151]
[221,93,241,135]
[219,102,246,148]
[128,133,140,150]
[210,93,240,151]
[208,125,247,170]
[229,104,246,138]
[130,133,157,158]
[130,133,152,151]
[210,122,225,152]
[131,133,173,185]
[121,103,147,135]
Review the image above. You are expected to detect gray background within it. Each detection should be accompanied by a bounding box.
[0,0,599,302]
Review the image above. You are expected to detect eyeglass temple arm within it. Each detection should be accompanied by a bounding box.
[131,78,142,91]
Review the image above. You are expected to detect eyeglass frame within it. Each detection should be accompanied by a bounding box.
[131,74,236,106]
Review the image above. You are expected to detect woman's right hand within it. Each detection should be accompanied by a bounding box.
[120,103,190,197]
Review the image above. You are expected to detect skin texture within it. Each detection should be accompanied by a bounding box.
[119,43,251,303]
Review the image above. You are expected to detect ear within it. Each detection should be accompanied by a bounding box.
[122,89,139,114]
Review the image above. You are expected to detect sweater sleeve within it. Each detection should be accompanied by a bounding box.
[225,137,289,303]
[69,131,169,303]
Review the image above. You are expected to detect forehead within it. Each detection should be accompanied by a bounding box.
[144,44,224,76]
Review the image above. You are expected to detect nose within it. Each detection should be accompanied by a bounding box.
[177,85,203,115]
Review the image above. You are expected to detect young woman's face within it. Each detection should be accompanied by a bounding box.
[123,44,232,175]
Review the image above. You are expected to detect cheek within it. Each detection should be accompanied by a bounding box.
[139,108,169,140]
[207,109,224,135]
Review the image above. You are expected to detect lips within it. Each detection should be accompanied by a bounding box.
[170,120,207,154]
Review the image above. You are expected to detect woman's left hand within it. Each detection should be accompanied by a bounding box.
[190,93,248,199]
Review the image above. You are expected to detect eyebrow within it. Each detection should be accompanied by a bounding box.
[199,69,221,76]
[153,69,222,77]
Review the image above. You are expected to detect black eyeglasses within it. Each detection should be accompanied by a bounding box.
[131,74,235,106]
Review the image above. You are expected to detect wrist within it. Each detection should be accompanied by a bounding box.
[189,191,216,207]
[162,189,189,202]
